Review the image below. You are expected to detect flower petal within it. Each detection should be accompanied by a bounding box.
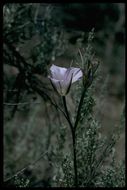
[64,67,83,84]
[64,68,73,82]
[50,64,67,80]
[49,64,83,96]
[48,77,62,95]
[64,72,73,95]
[58,78,72,96]
[71,68,83,83]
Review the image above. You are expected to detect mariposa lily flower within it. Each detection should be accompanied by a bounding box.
[48,64,83,96]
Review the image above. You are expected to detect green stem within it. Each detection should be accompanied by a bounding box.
[72,130,78,187]
[62,96,73,134]
[62,96,78,187]
[74,88,86,131]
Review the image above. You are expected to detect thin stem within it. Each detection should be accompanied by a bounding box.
[62,96,73,134]
[62,96,78,187]
[74,87,86,131]
[72,130,78,187]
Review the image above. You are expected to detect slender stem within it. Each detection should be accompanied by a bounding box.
[74,87,86,131]
[72,130,78,187]
[62,96,73,134]
[62,96,78,187]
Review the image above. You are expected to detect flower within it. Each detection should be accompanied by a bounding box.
[48,64,83,96]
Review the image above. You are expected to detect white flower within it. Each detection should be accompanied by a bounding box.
[48,64,83,96]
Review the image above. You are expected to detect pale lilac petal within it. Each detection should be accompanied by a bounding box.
[64,68,83,84]
[64,68,73,82]
[59,71,73,95]
[63,72,73,94]
[71,68,83,83]
[49,64,83,96]
[57,78,72,96]
[50,64,67,80]
[48,77,62,95]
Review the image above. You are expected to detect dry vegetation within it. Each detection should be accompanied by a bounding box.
[3,3,125,187]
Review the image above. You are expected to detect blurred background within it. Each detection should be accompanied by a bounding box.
[3,3,125,187]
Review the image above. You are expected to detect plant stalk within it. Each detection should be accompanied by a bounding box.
[74,87,86,131]
[62,96,78,187]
